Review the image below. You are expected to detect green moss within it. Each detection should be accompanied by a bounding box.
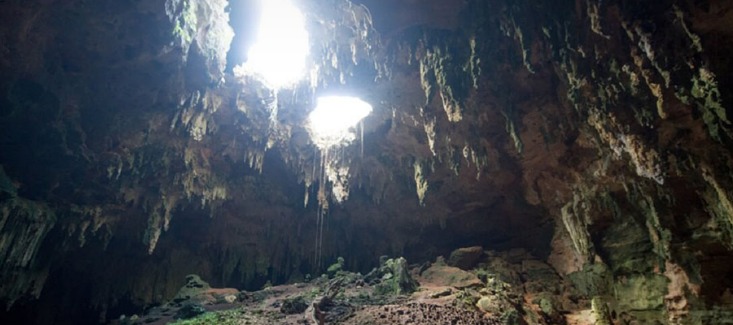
[701,169,733,248]
[327,256,345,277]
[675,88,692,105]
[171,0,198,46]
[673,5,703,53]
[372,257,418,296]
[601,218,655,274]
[691,68,731,141]
[640,196,671,267]
[567,263,612,297]
[280,295,308,314]
[613,274,668,311]
[500,309,520,325]
[591,296,612,325]
[457,289,480,308]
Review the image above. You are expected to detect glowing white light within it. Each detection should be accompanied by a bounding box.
[308,96,372,149]
[245,0,309,88]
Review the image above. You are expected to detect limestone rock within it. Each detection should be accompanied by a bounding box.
[172,275,238,305]
[280,296,308,314]
[373,257,419,295]
[420,265,482,288]
[175,303,205,320]
[205,288,241,304]
[448,246,484,270]
[174,274,211,302]
[591,296,612,325]
[613,275,668,311]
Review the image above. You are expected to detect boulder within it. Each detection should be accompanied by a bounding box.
[420,265,482,288]
[448,246,483,270]
[175,303,205,320]
[280,296,308,314]
[372,257,419,295]
[174,275,211,303]
[173,274,239,305]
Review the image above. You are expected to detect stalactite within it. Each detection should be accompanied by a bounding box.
[0,196,56,306]
[423,114,437,156]
[413,160,429,206]
[560,195,593,261]
[165,0,233,76]
[701,165,733,247]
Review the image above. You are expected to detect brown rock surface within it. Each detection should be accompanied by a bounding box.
[447,246,484,270]
[418,265,482,289]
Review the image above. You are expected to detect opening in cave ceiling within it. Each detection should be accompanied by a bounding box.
[230,0,377,271]
[308,96,373,149]
[239,0,309,88]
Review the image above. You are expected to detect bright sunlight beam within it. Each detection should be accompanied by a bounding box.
[308,96,373,149]
[245,0,309,88]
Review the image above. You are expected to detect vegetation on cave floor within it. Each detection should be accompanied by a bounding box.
[114,251,520,325]
[112,244,733,325]
[113,247,683,325]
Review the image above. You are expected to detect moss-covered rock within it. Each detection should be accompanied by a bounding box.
[326,257,345,277]
[567,262,612,297]
[279,296,308,315]
[591,296,612,325]
[174,275,211,303]
[613,274,668,311]
[371,257,418,296]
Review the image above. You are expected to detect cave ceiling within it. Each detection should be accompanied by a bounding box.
[1,0,733,322]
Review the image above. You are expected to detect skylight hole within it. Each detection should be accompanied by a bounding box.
[240,0,310,88]
[308,96,373,149]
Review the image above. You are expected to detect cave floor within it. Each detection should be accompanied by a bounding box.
[112,250,595,325]
[120,278,507,325]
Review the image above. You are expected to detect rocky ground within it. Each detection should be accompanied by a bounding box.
[112,248,597,325]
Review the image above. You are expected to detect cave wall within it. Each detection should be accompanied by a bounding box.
[1,0,733,323]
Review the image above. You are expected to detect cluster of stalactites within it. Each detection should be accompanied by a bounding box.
[0,167,56,306]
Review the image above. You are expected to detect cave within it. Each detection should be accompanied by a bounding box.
[1,0,733,324]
